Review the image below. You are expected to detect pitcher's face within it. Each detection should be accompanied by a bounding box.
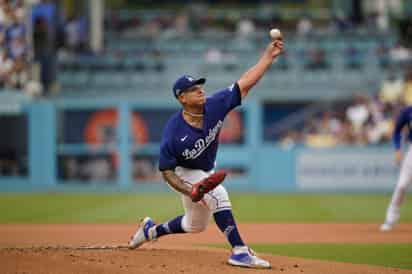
[178,85,206,106]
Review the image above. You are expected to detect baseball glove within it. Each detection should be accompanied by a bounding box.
[190,170,227,202]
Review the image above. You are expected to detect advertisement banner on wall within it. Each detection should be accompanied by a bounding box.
[296,149,399,191]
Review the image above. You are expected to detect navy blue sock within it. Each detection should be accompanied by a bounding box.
[213,209,245,248]
[155,215,186,238]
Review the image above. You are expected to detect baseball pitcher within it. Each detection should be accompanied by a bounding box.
[129,38,283,268]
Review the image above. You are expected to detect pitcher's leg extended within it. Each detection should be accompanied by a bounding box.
[381,148,412,231]
[205,185,271,269]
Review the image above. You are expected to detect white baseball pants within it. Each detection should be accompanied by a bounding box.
[397,145,412,189]
[173,166,232,233]
[386,145,412,219]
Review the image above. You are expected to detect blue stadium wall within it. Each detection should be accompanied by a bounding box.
[0,98,398,193]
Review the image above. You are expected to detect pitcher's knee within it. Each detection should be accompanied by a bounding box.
[187,225,207,233]
[181,216,208,233]
[182,222,208,233]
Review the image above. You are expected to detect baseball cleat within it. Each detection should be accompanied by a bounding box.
[380,222,394,232]
[129,217,156,249]
[228,246,271,269]
[380,211,400,232]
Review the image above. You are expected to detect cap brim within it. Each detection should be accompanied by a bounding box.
[194,78,206,85]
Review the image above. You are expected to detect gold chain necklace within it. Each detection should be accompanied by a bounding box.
[183,110,204,117]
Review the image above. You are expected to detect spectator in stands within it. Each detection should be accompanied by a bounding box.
[0,24,5,45]
[296,15,313,37]
[64,16,83,53]
[0,48,12,87]
[346,95,370,143]
[8,35,26,59]
[6,55,27,89]
[366,116,393,144]
[403,70,412,105]
[365,96,393,144]
[376,11,389,33]
[33,16,49,58]
[379,71,404,104]
[287,91,405,147]
[204,47,222,65]
[304,111,341,148]
[13,0,24,22]
[330,11,353,33]
[237,17,255,38]
[0,1,14,26]
[279,130,301,149]
[0,0,30,92]
[334,118,354,145]
[6,12,25,42]
[368,95,385,123]
[390,43,411,67]
[174,13,189,35]
[365,11,389,34]
[322,111,342,137]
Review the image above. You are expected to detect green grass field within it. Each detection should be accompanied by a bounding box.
[1,193,411,269]
[1,193,412,223]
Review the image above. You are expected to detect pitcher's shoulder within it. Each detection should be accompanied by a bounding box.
[163,111,183,133]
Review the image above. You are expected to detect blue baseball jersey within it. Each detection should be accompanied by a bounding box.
[393,106,412,150]
[159,83,241,172]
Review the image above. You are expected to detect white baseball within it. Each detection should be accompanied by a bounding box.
[270,28,282,40]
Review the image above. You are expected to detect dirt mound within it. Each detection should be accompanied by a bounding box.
[1,224,412,274]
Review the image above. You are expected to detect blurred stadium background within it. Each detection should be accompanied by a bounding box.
[0,0,412,193]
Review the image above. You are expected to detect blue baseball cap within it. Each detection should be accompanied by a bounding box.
[173,75,206,98]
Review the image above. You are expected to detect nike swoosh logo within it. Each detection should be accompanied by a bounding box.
[180,135,188,142]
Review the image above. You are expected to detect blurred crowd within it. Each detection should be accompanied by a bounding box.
[54,5,412,79]
[105,3,396,38]
[0,0,28,91]
[279,68,412,148]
